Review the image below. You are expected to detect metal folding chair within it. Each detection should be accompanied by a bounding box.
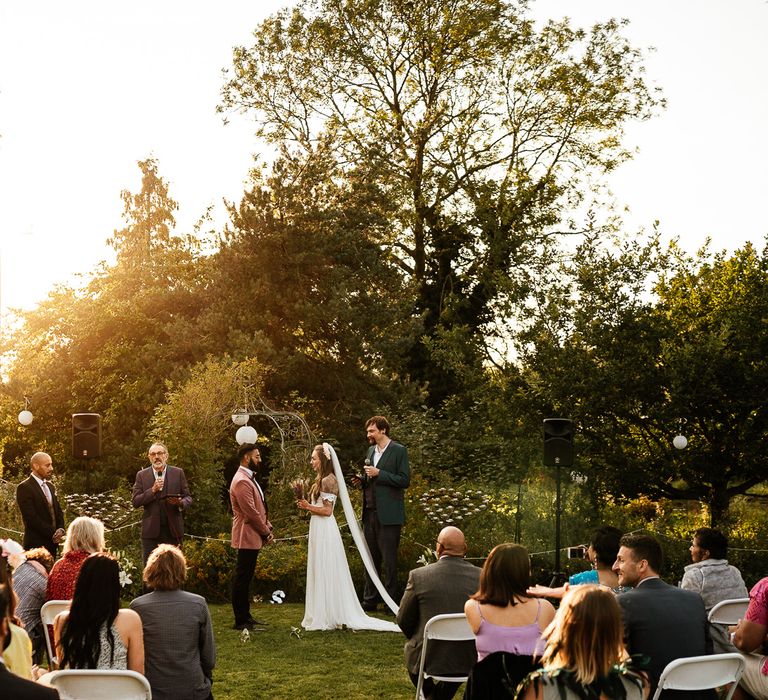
[708,598,750,625]
[45,669,152,699]
[415,612,475,700]
[40,599,71,668]
[651,653,745,700]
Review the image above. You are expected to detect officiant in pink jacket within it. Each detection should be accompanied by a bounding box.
[230,443,273,630]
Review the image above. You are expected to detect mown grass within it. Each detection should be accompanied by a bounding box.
[208,602,418,699]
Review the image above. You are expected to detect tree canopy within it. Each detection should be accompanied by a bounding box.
[519,234,768,524]
[221,0,662,403]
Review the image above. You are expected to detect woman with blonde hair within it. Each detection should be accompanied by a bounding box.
[520,585,648,700]
[46,516,105,600]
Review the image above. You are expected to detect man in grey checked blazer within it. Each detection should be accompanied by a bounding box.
[397,526,480,700]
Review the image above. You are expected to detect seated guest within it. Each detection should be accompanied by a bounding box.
[0,585,59,699]
[130,545,215,700]
[680,527,747,653]
[397,526,480,700]
[731,575,768,700]
[0,543,34,679]
[613,533,712,700]
[46,517,105,601]
[463,543,555,699]
[54,553,143,673]
[528,526,625,600]
[519,585,648,700]
[569,526,623,588]
[13,548,54,664]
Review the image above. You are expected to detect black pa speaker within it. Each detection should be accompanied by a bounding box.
[543,418,574,467]
[72,413,102,459]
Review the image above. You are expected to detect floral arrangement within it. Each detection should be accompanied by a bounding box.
[418,487,490,525]
[110,549,138,591]
[289,479,306,500]
[64,491,135,529]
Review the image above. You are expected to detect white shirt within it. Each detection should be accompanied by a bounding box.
[372,439,391,467]
[239,465,265,502]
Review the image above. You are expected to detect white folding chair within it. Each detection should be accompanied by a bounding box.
[708,598,750,625]
[651,653,745,700]
[40,599,71,668]
[415,612,475,700]
[46,669,151,700]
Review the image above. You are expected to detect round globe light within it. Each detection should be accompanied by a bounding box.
[673,435,688,450]
[231,411,249,426]
[18,410,33,426]
[235,425,258,445]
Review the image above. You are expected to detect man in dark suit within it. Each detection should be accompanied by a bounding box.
[397,526,480,700]
[132,442,193,565]
[614,533,713,699]
[16,452,65,557]
[0,584,59,699]
[354,415,410,611]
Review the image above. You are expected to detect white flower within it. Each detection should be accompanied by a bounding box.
[119,571,132,588]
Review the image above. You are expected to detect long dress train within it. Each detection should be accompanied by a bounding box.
[302,490,399,632]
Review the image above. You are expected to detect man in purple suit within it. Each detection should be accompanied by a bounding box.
[132,442,193,564]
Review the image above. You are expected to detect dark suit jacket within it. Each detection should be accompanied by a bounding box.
[618,577,713,699]
[131,466,192,539]
[0,661,59,699]
[16,476,65,554]
[397,556,480,676]
[363,441,410,525]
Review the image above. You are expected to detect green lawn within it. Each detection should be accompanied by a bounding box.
[208,603,419,699]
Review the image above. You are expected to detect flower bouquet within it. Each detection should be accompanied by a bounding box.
[289,479,306,500]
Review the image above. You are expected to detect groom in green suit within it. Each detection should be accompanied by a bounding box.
[358,415,410,611]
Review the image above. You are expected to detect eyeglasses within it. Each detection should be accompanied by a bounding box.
[149,451,166,457]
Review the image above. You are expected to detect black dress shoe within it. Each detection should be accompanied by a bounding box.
[233,622,254,630]
[247,617,269,626]
[362,602,378,612]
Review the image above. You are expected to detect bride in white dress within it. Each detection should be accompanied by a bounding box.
[297,443,399,631]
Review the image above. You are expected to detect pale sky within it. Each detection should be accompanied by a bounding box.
[1,0,766,314]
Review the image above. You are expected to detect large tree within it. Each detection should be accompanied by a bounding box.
[519,234,768,523]
[0,159,211,484]
[220,0,661,403]
[200,146,415,444]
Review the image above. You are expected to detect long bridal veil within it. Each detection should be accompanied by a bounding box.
[324,442,399,614]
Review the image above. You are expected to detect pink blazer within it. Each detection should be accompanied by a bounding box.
[230,468,272,550]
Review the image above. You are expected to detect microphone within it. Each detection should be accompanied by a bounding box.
[357,458,371,485]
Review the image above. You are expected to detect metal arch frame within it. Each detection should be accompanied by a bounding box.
[229,395,316,470]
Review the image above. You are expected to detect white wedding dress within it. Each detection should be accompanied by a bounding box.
[302,487,399,632]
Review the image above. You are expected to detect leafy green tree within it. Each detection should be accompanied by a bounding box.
[201,146,417,446]
[0,159,211,484]
[221,0,662,403]
[519,234,768,524]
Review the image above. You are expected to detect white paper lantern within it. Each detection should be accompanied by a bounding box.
[231,411,249,426]
[18,410,33,426]
[235,425,258,445]
[673,435,688,450]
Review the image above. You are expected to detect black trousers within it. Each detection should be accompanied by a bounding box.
[408,672,463,700]
[362,509,401,606]
[232,548,260,625]
[141,522,181,565]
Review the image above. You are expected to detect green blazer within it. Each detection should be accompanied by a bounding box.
[364,440,410,525]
